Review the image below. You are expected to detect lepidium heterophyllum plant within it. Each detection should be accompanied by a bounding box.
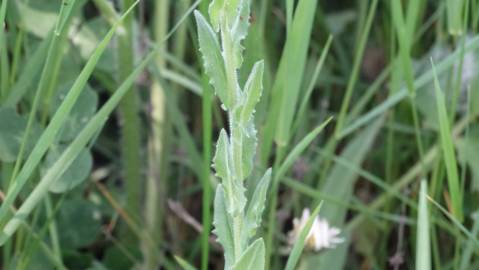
[194,0,271,269]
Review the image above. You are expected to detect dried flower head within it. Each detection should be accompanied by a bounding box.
[288,208,344,252]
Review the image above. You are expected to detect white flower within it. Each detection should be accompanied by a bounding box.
[288,208,344,252]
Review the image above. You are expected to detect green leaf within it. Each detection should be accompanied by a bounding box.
[213,129,232,180]
[285,202,323,270]
[213,185,235,269]
[174,255,198,270]
[311,117,383,270]
[0,27,155,245]
[194,11,231,109]
[240,60,264,125]
[214,129,246,214]
[244,169,271,239]
[0,107,42,162]
[240,121,257,179]
[208,0,225,32]
[230,0,251,68]
[208,0,241,32]
[432,61,463,221]
[456,125,479,190]
[232,238,265,270]
[42,146,92,193]
[51,82,98,142]
[56,199,101,249]
[416,180,431,270]
[15,0,59,38]
[276,117,332,180]
[0,1,139,229]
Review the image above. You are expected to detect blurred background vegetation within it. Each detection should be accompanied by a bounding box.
[0,0,479,269]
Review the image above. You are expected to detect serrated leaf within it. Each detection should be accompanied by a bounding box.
[208,0,225,32]
[244,169,271,239]
[213,185,235,269]
[232,238,265,270]
[194,11,232,109]
[240,121,257,179]
[209,0,241,31]
[240,61,264,125]
[214,130,247,215]
[230,0,251,68]
[213,129,232,180]
[42,146,93,193]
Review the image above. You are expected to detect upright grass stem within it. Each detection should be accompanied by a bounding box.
[118,0,142,242]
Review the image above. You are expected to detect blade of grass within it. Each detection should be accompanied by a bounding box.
[0,45,158,245]
[265,117,332,264]
[284,201,323,270]
[0,1,139,231]
[431,60,463,221]
[426,196,479,248]
[0,0,8,100]
[340,34,479,138]
[446,0,465,35]
[459,212,479,270]
[175,255,198,270]
[261,0,318,164]
[117,0,142,233]
[334,0,378,137]
[6,0,76,190]
[416,180,431,270]
[292,35,333,133]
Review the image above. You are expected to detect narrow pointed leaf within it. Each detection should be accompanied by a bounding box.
[432,61,462,221]
[240,60,264,125]
[213,129,232,180]
[285,202,323,270]
[174,255,198,270]
[0,2,139,226]
[0,44,157,246]
[240,121,257,179]
[244,169,271,238]
[416,180,431,270]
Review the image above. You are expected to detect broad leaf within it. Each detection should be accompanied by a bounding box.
[56,199,101,249]
[51,82,98,142]
[232,238,265,270]
[42,146,92,193]
[0,108,42,162]
[194,11,232,109]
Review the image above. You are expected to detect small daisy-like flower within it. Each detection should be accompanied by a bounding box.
[288,208,344,251]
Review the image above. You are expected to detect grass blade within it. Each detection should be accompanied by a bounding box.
[0,1,139,227]
[431,60,463,221]
[0,47,158,245]
[416,180,431,270]
[285,201,323,270]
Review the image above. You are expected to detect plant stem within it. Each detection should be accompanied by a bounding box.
[118,0,142,243]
